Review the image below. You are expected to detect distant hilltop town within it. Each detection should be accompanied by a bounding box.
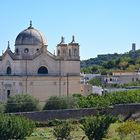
[81,43,139,69]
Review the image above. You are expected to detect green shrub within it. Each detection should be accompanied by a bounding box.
[0,114,35,139]
[74,94,110,108]
[31,128,48,138]
[88,78,102,86]
[117,120,140,140]
[53,122,73,140]
[35,119,79,128]
[74,89,140,109]
[80,115,116,140]
[105,90,140,105]
[0,102,5,113]
[6,94,39,113]
[43,96,78,110]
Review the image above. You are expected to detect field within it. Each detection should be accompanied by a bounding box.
[27,122,140,140]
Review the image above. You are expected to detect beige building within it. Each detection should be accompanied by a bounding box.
[0,22,80,101]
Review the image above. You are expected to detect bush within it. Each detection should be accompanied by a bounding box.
[0,102,5,113]
[0,114,35,139]
[88,78,102,86]
[6,94,39,113]
[80,115,116,140]
[105,90,140,105]
[43,96,78,110]
[53,122,73,140]
[74,89,140,109]
[74,94,110,108]
[117,120,140,140]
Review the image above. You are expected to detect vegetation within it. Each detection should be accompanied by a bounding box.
[6,94,40,113]
[117,120,140,140]
[0,114,35,140]
[0,102,5,113]
[73,89,140,108]
[88,78,102,86]
[28,118,140,140]
[43,96,78,110]
[53,122,73,140]
[80,115,116,140]
[81,49,140,74]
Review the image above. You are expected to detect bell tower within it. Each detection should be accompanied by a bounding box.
[68,35,79,59]
[56,36,67,58]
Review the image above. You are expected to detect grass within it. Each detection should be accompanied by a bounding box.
[27,122,140,140]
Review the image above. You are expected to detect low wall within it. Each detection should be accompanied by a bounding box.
[15,103,140,121]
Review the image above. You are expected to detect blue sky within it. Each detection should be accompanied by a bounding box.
[0,0,140,60]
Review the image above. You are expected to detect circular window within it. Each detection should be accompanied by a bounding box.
[24,48,29,53]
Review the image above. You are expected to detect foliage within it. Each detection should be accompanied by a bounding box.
[0,114,35,140]
[88,78,102,86]
[105,90,140,105]
[73,94,110,108]
[73,89,140,108]
[43,96,78,110]
[31,128,48,138]
[0,102,5,113]
[80,115,116,140]
[81,49,140,74]
[6,94,39,113]
[53,122,73,140]
[117,120,140,140]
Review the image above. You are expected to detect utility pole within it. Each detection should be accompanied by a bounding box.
[59,59,61,96]
[67,73,69,96]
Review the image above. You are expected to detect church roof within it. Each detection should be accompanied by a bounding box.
[15,21,47,46]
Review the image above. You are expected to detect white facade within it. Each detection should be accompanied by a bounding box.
[0,22,81,101]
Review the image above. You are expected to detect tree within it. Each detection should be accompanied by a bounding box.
[0,114,35,139]
[6,94,39,113]
[102,61,115,69]
[53,122,73,140]
[100,69,107,75]
[90,65,99,74]
[119,60,129,70]
[81,115,116,140]
[88,78,101,86]
[43,96,78,110]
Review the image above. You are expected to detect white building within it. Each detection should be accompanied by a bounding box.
[0,22,81,101]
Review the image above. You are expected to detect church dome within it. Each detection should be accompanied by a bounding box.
[15,22,47,46]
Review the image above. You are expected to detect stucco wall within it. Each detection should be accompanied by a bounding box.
[14,103,140,121]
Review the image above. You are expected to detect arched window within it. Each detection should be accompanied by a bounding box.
[38,66,48,74]
[7,66,11,75]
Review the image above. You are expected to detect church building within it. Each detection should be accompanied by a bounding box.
[0,22,80,101]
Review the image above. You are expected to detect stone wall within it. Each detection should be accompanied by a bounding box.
[14,103,140,121]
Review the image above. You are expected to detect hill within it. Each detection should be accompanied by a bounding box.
[81,49,140,74]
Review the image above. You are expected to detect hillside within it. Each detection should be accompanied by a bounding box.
[81,49,140,74]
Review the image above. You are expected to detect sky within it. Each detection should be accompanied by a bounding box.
[0,0,140,60]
